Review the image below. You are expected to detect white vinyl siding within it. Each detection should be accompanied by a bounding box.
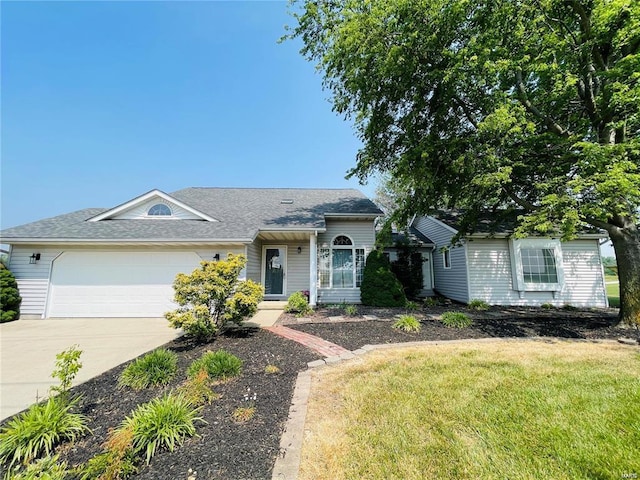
[414,217,469,303]
[317,219,376,304]
[8,247,63,316]
[467,239,607,307]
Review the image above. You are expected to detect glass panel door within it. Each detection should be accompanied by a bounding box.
[264,247,285,295]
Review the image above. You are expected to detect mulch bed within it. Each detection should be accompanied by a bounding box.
[1,328,321,480]
[1,306,637,480]
[283,305,639,351]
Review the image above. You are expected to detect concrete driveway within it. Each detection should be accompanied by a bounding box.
[0,318,182,421]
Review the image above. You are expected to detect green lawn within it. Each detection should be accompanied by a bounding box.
[606,275,620,307]
[301,341,640,480]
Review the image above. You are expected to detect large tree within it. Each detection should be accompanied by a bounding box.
[289,0,640,326]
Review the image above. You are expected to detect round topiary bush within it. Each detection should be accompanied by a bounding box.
[360,250,406,307]
[0,264,21,323]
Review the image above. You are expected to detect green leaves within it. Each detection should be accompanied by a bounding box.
[165,254,264,341]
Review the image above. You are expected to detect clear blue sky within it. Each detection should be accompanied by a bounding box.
[1,0,376,230]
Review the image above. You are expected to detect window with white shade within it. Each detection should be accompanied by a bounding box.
[318,235,366,288]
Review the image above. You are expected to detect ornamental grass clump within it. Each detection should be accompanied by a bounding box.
[176,369,220,406]
[79,426,137,480]
[468,299,489,311]
[118,348,178,390]
[187,350,243,381]
[392,315,422,332]
[441,311,473,328]
[0,396,90,467]
[121,394,204,465]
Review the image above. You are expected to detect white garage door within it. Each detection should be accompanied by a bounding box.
[48,251,202,317]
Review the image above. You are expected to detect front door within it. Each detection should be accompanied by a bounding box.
[263,246,286,296]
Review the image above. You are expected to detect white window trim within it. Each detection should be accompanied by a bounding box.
[146,203,173,217]
[509,238,564,294]
[443,248,451,270]
[318,235,366,289]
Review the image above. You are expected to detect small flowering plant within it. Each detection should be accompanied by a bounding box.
[302,290,310,301]
[232,387,257,423]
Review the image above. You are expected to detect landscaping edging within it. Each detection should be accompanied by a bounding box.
[272,336,638,480]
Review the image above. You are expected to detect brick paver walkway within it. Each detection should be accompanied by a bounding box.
[264,325,351,358]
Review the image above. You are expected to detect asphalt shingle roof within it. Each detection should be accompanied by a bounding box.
[0,188,382,242]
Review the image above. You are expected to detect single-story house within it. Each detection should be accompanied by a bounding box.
[401,211,609,307]
[0,188,382,318]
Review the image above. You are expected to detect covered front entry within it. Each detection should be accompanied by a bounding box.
[262,246,287,297]
[47,251,202,317]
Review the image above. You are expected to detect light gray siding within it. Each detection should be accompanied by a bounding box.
[413,217,469,303]
[466,239,607,307]
[246,240,262,284]
[317,219,376,304]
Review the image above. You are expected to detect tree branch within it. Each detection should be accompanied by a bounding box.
[515,70,572,137]
[502,186,538,211]
[452,96,479,129]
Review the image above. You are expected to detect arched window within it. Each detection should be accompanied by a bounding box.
[318,235,365,289]
[147,204,172,216]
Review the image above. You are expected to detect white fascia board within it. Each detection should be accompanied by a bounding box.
[87,189,219,222]
[324,213,382,219]
[466,232,607,240]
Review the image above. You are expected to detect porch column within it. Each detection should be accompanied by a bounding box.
[309,232,318,306]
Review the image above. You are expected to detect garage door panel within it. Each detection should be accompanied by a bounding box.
[48,252,201,317]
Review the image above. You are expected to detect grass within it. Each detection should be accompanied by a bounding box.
[300,341,640,480]
[606,275,620,308]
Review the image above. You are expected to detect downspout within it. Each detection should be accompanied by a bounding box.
[43,252,65,319]
[310,231,318,307]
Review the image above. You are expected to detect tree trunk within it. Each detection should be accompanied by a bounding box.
[610,226,640,327]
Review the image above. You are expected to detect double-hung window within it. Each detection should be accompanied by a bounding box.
[318,235,366,289]
[509,239,563,295]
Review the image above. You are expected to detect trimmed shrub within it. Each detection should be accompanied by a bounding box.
[284,291,313,316]
[0,264,21,323]
[468,299,489,311]
[121,394,204,465]
[441,311,473,329]
[118,349,178,390]
[360,250,406,307]
[187,350,242,381]
[392,315,422,332]
[0,396,90,467]
[165,254,264,341]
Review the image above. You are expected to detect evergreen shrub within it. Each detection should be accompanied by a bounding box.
[360,250,406,307]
